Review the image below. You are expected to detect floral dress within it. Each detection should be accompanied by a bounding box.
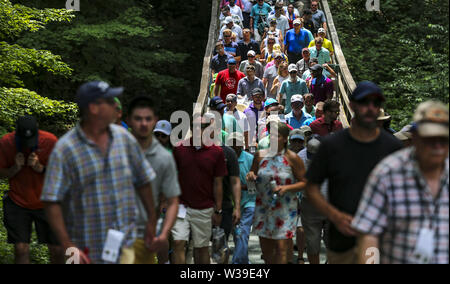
[253,151,298,239]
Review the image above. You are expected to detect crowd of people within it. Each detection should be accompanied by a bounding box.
[0,0,448,265]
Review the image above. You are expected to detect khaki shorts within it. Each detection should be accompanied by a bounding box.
[171,207,214,248]
[327,247,358,264]
[120,239,158,264]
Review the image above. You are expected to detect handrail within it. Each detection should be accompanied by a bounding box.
[321,0,355,128]
[194,0,220,118]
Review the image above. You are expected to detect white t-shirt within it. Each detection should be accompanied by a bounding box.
[267,14,290,36]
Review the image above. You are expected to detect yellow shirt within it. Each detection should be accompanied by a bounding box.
[308,38,334,53]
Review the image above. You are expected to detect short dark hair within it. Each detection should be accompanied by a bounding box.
[127,95,157,117]
[323,99,340,113]
[302,9,312,16]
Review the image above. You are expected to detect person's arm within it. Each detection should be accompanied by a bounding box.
[306,181,357,236]
[231,176,241,225]
[136,183,158,251]
[323,63,336,78]
[44,202,91,264]
[154,196,178,243]
[357,234,379,264]
[274,152,307,195]
[214,74,221,97]
[212,176,224,226]
[0,153,24,179]
[246,151,260,182]
[271,77,279,97]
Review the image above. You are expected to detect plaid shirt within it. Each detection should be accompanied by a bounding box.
[352,147,449,264]
[41,124,155,263]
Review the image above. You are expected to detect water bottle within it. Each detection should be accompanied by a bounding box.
[270,180,278,207]
[247,179,257,195]
[156,217,164,237]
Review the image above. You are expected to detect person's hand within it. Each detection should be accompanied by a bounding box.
[246,171,257,182]
[15,153,25,168]
[212,212,222,227]
[148,233,168,252]
[272,185,286,196]
[144,221,157,252]
[232,208,241,225]
[330,211,358,236]
[28,152,43,172]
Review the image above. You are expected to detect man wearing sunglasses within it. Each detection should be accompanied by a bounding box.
[305,81,402,264]
[353,100,449,264]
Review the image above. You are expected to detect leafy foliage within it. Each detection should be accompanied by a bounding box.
[329,0,449,130]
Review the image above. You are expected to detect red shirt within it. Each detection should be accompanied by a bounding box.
[0,130,57,209]
[173,144,228,209]
[310,117,343,137]
[215,69,246,102]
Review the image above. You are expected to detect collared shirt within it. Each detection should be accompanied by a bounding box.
[211,52,234,74]
[239,60,264,79]
[302,105,316,117]
[285,111,312,129]
[309,46,331,65]
[352,147,449,264]
[219,24,244,41]
[237,39,261,61]
[311,9,326,29]
[279,78,309,113]
[267,14,290,36]
[41,124,156,263]
[284,29,310,54]
[309,117,343,136]
[136,137,181,237]
[309,38,334,54]
[309,75,334,104]
[237,76,265,99]
[244,103,265,144]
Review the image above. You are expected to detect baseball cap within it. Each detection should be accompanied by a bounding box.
[291,94,304,104]
[306,135,322,160]
[76,81,124,109]
[309,57,319,64]
[154,120,172,136]
[394,131,410,141]
[266,114,281,124]
[288,64,298,73]
[274,52,283,59]
[350,81,385,102]
[289,129,304,141]
[16,115,38,149]
[264,98,279,108]
[300,125,312,138]
[224,16,233,24]
[270,17,277,24]
[252,88,264,96]
[413,100,449,138]
[302,48,310,53]
[377,108,391,121]
[226,93,237,102]
[310,64,323,72]
[210,96,226,110]
[227,58,237,65]
[293,18,302,25]
[318,28,326,34]
[247,50,256,57]
[400,124,413,139]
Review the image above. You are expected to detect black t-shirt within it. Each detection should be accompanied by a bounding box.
[237,40,261,61]
[221,145,240,210]
[306,129,402,252]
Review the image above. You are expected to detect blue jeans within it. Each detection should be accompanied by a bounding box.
[232,206,255,264]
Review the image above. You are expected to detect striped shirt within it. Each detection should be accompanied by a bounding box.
[41,123,156,263]
[352,147,449,264]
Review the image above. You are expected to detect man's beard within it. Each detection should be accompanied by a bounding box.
[354,111,378,130]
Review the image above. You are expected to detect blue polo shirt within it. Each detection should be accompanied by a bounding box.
[284,29,310,54]
[285,111,312,129]
[279,78,309,113]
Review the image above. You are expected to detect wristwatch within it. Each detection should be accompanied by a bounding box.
[214,209,223,215]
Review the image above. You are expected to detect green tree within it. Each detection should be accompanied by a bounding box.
[0,0,77,136]
[329,0,449,130]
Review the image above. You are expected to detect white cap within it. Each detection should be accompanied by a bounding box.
[318,28,326,34]
[247,50,256,56]
[154,120,172,136]
[266,114,281,124]
[291,94,304,103]
[224,16,233,24]
[288,64,298,73]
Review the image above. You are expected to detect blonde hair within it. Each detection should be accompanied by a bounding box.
[278,62,289,75]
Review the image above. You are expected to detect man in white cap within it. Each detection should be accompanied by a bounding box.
[219,16,244,42]
[237,28,261,62]
[353,100,449,264]
[225,93,250,148]
[284,18,311,64]
[220,1,244,25]
[278,64,308,114]
[239,50,264,79]
[267,2,290,37]
[308,27,334,57]
[154,120,173,152]
[285,94,312,129]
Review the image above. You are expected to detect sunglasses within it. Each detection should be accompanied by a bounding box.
[154,132,168,138]
[224,34,231,37]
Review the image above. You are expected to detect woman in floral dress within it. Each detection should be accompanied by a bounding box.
[246,122,307,264]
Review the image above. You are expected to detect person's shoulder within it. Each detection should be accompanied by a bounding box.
[322,128,349,145]
[0,132,14,144]
[379,129,403,148]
